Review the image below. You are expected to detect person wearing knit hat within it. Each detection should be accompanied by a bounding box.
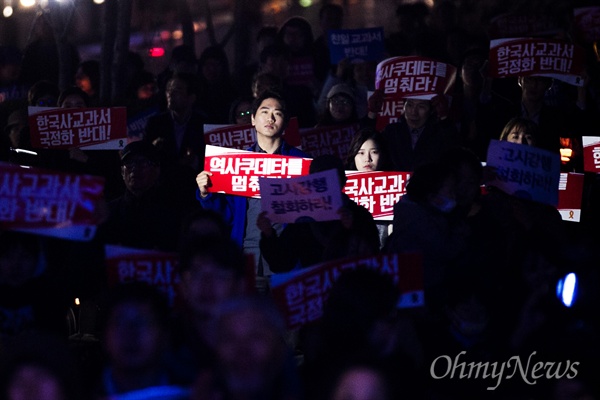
[315,83,359,127]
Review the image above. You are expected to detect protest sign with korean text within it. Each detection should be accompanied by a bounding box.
[105,244,181,307]
[127,106,160,139]
[573,7,600,44]
[488,37,586,86]
[375,56,457,100]
[488,13,563,39]
[28,106,128,150]
[299,123,358,160]
[344,170,411,220]
[203,117,301,150]
[0,162,105,241]
[259,168,343,224]
[557,172,584,222]
[203,145,312,198]
[582,136,600,173]
[485,139,561,206]
[328,27,385,64]
[270,252,424,330]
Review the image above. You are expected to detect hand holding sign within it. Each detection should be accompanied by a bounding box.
[257,211,276,238]
[196,170,213,198]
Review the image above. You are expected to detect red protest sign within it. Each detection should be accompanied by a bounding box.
[557,172,585,222]
[488,38,586,86]
[299,123,359,161]
[375,56,457,100]
[344,171,411,220]
[203,145,312,198]
[0,162,105,241]
[270,252,424,330]
[105,244,181,307]
[203,118,301,150]
[582,136,600,173]
[28,106,128,150]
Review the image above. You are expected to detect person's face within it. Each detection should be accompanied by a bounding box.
[7,365,65,400]
[332,368,388,400]
[461,54,485,87]
[506,126,535,146]
[75,69,93,95]
[121,155,160,195]
[60,94,86,108]
[104,302,164,370]
[352,61,376,88]
[403,99,431,129]
[234,101,252,125]
[519,76,551,103]
[354,139,380,172]
[328,94,353,122]
[166,78,194,112]
[251,98,287,139]
[215,309,283,394]
[8,124,27,148]
[180,255,242,318]
[201,58,223,84]
[282,26,307,52]
[137,82,158,100]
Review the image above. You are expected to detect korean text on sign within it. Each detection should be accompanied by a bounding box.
[203,145,313,198]
[260,168,343,224]
[485,139,561,206]
[29,107,128,150]
[344,171,411,220]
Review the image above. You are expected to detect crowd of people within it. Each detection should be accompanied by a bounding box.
[1,1,600,399]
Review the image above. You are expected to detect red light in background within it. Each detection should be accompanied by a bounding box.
[148,47,165,57]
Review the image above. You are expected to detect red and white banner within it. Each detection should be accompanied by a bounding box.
[0,163,105,241]
[28,106,128,150]
[374,97,405,131]
[204,118,301,150]
[344,170,411,220]
[573,7,600,44]
[488,38,586,86]
[485,139,561,206]
[557,172,584,222]
[105,244,181,307]
[582,136,600,173]
[270,252,424,330]
[260,169,343,224]
[488,13,563,39]
[299,123,359,161]
[203,145,312,198]
[375,56,457,100]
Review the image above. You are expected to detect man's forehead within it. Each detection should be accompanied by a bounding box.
[405,99,430,106]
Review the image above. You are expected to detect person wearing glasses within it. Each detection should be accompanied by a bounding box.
[97,140,199,251]
[315,83,359,128]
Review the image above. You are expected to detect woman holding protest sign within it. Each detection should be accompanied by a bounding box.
[344,127,394,248]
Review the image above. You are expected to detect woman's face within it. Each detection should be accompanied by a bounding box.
[354,139,380,171]
[328,94,353,122]
[506,126,535,146]
[60,94,86,108]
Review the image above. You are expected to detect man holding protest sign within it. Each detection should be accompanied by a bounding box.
[196,90,310,291]
[379,95,459,172]
[368,55,460,172]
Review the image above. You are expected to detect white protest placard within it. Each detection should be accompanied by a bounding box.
[485,139,561,206]
[259,168,343,224]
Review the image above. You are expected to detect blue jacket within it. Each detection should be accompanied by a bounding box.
[197,141,310,246]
